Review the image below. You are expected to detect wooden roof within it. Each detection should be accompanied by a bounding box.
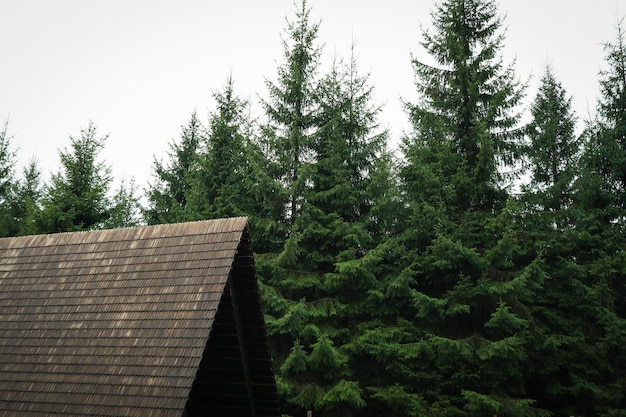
[0,217,280,417]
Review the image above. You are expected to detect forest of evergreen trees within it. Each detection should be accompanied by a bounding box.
[2,0,626,415]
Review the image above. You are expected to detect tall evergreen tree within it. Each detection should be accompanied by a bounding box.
[567,21,626,416]
[0,120,15,205]
[259,5,325,411]
[262,0,321,226]
[516,65,604,416]
[261,41,394,416]
[144,112,202,225]
[104,178,143,229]
[372,1,545,415]
[188,77,252,220]
[298,50,388,270]
[188,77,284,252]
[0,119,18,236]
[577,21,626,317]
[405,0,524,213]
[524,65,579,218]
[12,158,43,236]
[577,21,626,226]
[38,122,112,233]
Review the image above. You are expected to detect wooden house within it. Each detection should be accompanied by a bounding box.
[0,217,280,417]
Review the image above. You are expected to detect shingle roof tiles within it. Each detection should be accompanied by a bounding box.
[0,217,278,417]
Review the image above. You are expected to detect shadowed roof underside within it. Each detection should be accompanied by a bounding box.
[0,217,279,417]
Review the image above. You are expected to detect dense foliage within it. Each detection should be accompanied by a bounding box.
[2,1,626,416]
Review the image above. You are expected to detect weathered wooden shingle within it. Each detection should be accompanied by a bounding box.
[0,217,280,417]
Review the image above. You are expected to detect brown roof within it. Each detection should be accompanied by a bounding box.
[0,217,280,417]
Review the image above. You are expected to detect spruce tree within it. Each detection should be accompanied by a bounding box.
[578,22,626,310]
[0,119,18,236]
[258,6,323,411]
[568,21,626,416]
[188,77,284,252]
[104,178,143,229]
[12,159,43,236]
[592,21,626,210]
[299,49,387,270]
[405,0,524,213]
[144,112,202,224]
[576,21,626,232]
[38,122,112,233]
[187,77,252,220]
[517,65,599,415]
[385,1,546,415]
[259,13,393,414]
[262,0,320,226]
[524,65,579,219]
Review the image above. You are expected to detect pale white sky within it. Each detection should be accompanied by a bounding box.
[0,1,621,189]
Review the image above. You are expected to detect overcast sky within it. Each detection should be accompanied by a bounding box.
[0,1,621,188]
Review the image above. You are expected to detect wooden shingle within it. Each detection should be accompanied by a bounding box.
[0,217,280,417]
